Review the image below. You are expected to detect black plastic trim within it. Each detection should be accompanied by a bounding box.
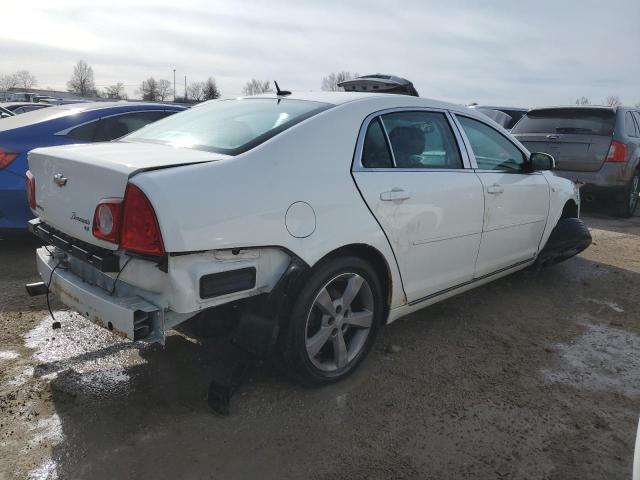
[29,221,121,272]
[199,267,257,299]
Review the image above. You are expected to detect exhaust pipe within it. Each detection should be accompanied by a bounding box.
[25,282,48,296]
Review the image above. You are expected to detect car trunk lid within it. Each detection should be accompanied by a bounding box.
[28,141,227,249]
[512,107,615,172]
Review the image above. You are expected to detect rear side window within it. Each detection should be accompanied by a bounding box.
[625,112,639,137]
[67,119,99,142]
[94,111,172,141]
[512,108,616,136]
[380,111,462,169]
[633,113,640,135]
[457,115,525,172]
[362,118,393,168]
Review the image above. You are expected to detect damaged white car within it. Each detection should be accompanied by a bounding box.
[25,92,591,384]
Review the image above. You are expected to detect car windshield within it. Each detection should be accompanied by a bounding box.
[512,108,616,136]
[125,98,333,155]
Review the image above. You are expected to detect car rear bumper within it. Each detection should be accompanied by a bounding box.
[35,246,164,342]
[0,184,32,229]
[553,163,631,194]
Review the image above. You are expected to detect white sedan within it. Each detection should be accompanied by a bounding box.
[25,92,591,384]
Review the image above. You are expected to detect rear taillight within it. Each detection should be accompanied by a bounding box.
[92,199,123,243]
[606,140,627,163]
[120,184,164,256]
[25,170,36,209]
[92,183,164,256]
[0,150,18,169]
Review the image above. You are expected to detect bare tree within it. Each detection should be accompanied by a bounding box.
[202,77,221,100]
[321,71,358,92]
[139,77,159,101]
[0,73,18,94]
[104,82,126,99]
[67,60,96,96]
[187,81,206,102]
[603,95,622,107]
[575,96,590,105]
[157,79,172,101]
[242,79,272,96]
[14,70,37,89]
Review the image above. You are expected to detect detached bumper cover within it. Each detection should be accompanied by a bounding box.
[537,218,592,266]
[36,247,163,342]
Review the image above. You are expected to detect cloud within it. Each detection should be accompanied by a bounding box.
[2,0,639,106]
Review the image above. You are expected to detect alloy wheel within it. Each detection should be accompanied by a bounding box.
[304,273,374,372]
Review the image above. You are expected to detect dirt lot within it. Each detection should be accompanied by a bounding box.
[1,212,639,480]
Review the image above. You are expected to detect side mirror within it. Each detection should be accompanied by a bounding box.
[530,152,555,171]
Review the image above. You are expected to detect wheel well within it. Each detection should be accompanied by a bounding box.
[560,200,578,220]
[317,244,393,317]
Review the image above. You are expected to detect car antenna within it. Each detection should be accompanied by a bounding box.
[274,81,291,96]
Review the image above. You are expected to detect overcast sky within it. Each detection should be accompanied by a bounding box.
[2,0,639,106]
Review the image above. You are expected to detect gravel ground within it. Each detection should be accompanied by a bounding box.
[1,212,639,480]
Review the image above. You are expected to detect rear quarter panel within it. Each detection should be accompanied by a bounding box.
[131,98,408,308]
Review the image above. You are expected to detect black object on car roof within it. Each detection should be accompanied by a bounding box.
[338,74,419,97]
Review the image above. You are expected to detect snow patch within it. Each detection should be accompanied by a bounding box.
[0,350,20,360]
[27,460,58,480]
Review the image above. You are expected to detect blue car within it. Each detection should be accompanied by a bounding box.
[0,102,186,230]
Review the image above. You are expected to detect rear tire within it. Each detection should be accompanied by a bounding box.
[278,256,384,386]
[613,170,639,218]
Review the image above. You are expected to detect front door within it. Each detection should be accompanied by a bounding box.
[454,115,550,277]
[352,110,485,302]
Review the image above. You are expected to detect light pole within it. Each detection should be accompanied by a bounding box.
[173,69,176,102]
[184,75,187,101]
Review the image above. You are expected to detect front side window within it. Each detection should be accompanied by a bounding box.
[126,99,332,155]
[457,115,525,171]
[380,111,462,169]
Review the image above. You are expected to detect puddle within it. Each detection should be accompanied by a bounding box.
[23,311,144,397]
[544,319,640,397]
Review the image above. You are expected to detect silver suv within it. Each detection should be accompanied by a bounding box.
[512,106,640,217]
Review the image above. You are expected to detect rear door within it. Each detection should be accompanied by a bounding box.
[352,109,484,302]
[454,114,549,277]
[512,108,615,172]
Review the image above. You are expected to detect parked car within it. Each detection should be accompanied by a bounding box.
[512,106,640,217]
[0,102,51,115]
[24,93,590,385]
[470,105,529,130]
[0,102,186,230]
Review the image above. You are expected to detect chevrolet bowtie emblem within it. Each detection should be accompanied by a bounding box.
[53,173,68,187]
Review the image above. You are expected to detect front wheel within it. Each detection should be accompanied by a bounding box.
[279,256,384,385]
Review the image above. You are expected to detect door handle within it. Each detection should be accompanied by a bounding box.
[487,184,504,195]
[380,188,411,201]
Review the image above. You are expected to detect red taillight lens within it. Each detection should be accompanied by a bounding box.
[606,140,628,163]
[0,150,18,169]
[120,184,164,256]
[92,199,123,243]
[25,170,36,209]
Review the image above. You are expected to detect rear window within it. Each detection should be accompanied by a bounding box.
[125,98,332,155]
[512,108,615,136]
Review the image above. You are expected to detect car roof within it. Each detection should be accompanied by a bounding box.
[235,91,470,113]
[0,102,49,107]
[471,105,529,112]
[0,101,184,132]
